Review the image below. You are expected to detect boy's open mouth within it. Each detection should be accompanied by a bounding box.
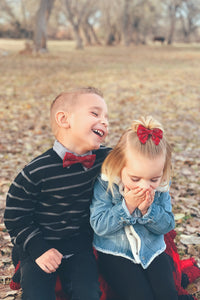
[92,129,104,137]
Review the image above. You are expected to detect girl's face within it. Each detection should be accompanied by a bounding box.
[121,147,165,191]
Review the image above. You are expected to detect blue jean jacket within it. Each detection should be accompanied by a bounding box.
[90,175,175,269]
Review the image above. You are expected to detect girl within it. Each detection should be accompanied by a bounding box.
[90,116,178,300]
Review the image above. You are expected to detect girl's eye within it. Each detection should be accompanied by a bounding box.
[151,179,158,183]
[131,178,140,182]
[92,112,98,117]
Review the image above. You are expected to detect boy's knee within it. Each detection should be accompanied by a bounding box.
[68,282,101,300]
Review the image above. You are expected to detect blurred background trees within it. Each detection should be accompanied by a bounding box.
[0,0,200,52]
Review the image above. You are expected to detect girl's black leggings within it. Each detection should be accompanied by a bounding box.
[98,251,178,300]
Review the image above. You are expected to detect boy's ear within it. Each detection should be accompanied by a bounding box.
[55,111,70,128]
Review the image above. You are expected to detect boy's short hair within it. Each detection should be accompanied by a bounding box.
[50,86,103,112]
[50,86,103,136]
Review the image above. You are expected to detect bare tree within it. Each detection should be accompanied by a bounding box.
[99,0,122,46]
[131,0,162,44]
[162,0,182,44]
[86,21,101,45]
[178,0,200,42]
[0,0,37,38]
[1,0,200,46]
[128,0,153,45]
[81,6,101,46]
[120,0,156,45]
[34,0,55,52]
[63,0,83,49]
[122,0,132,46]
[0,0,18,23]
[62,0,96,49]
[99,0,159,46]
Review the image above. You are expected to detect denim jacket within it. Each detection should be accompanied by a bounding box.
[90,175,175,269]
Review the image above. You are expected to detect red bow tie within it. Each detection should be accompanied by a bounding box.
[63,152,96,169]
[137,125,163,145]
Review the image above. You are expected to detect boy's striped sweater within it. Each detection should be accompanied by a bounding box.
[4,146,110,261]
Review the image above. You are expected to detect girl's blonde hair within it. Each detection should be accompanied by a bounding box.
[102,116,172,193]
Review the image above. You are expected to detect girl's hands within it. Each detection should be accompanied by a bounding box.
[124,186,155,215]
[138,189,155,215]
[124,186,147,214]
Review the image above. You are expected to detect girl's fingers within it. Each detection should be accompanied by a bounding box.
[124,186,130,195]
[145,190,154,206]
[137,188,148,197]
[149,190,155,202]
[124,186,144,197]
[132,187,147,195]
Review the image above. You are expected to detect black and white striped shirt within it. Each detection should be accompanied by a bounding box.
[4,142,110,261]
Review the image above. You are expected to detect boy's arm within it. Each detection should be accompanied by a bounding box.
[4,169,51,261]
[137,191,175,235]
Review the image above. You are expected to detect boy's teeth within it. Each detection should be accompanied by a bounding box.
[94,129,103,137]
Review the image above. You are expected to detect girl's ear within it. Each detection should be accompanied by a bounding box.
[55,111,70,128]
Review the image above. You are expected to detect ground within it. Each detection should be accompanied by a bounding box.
[0,39,200,299]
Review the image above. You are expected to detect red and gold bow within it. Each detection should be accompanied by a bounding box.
[63,152,96,169]
[137,124,163,145]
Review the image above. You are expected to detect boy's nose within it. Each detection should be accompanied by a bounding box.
[101,117,109,126]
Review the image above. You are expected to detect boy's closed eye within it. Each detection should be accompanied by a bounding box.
[91,111,98,117]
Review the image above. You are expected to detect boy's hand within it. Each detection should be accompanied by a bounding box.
[124,186,147,214]
[138,189,155,215]
[35,248,63,273]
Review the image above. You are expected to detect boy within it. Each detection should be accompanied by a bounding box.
[4,87,110,300]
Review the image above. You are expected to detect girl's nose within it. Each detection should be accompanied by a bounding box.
[138,181,151,190]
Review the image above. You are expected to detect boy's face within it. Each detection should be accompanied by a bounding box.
[67,93,108,154]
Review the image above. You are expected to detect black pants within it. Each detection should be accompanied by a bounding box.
[98,251,178,300]
[20,249,101,300]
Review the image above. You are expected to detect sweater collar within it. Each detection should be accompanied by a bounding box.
[53,140,92,160]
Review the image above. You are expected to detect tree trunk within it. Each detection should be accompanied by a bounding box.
[122,0,131,46]
[64,0,84,49]
[34,0,55,52]
[180,15,190,42]
[168,16,176,44]
[74,25,83,49]
[82,22,92,46]
[167,2,180,45]
[88,23,101,45]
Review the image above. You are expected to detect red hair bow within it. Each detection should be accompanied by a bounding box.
[137,124,163,145]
